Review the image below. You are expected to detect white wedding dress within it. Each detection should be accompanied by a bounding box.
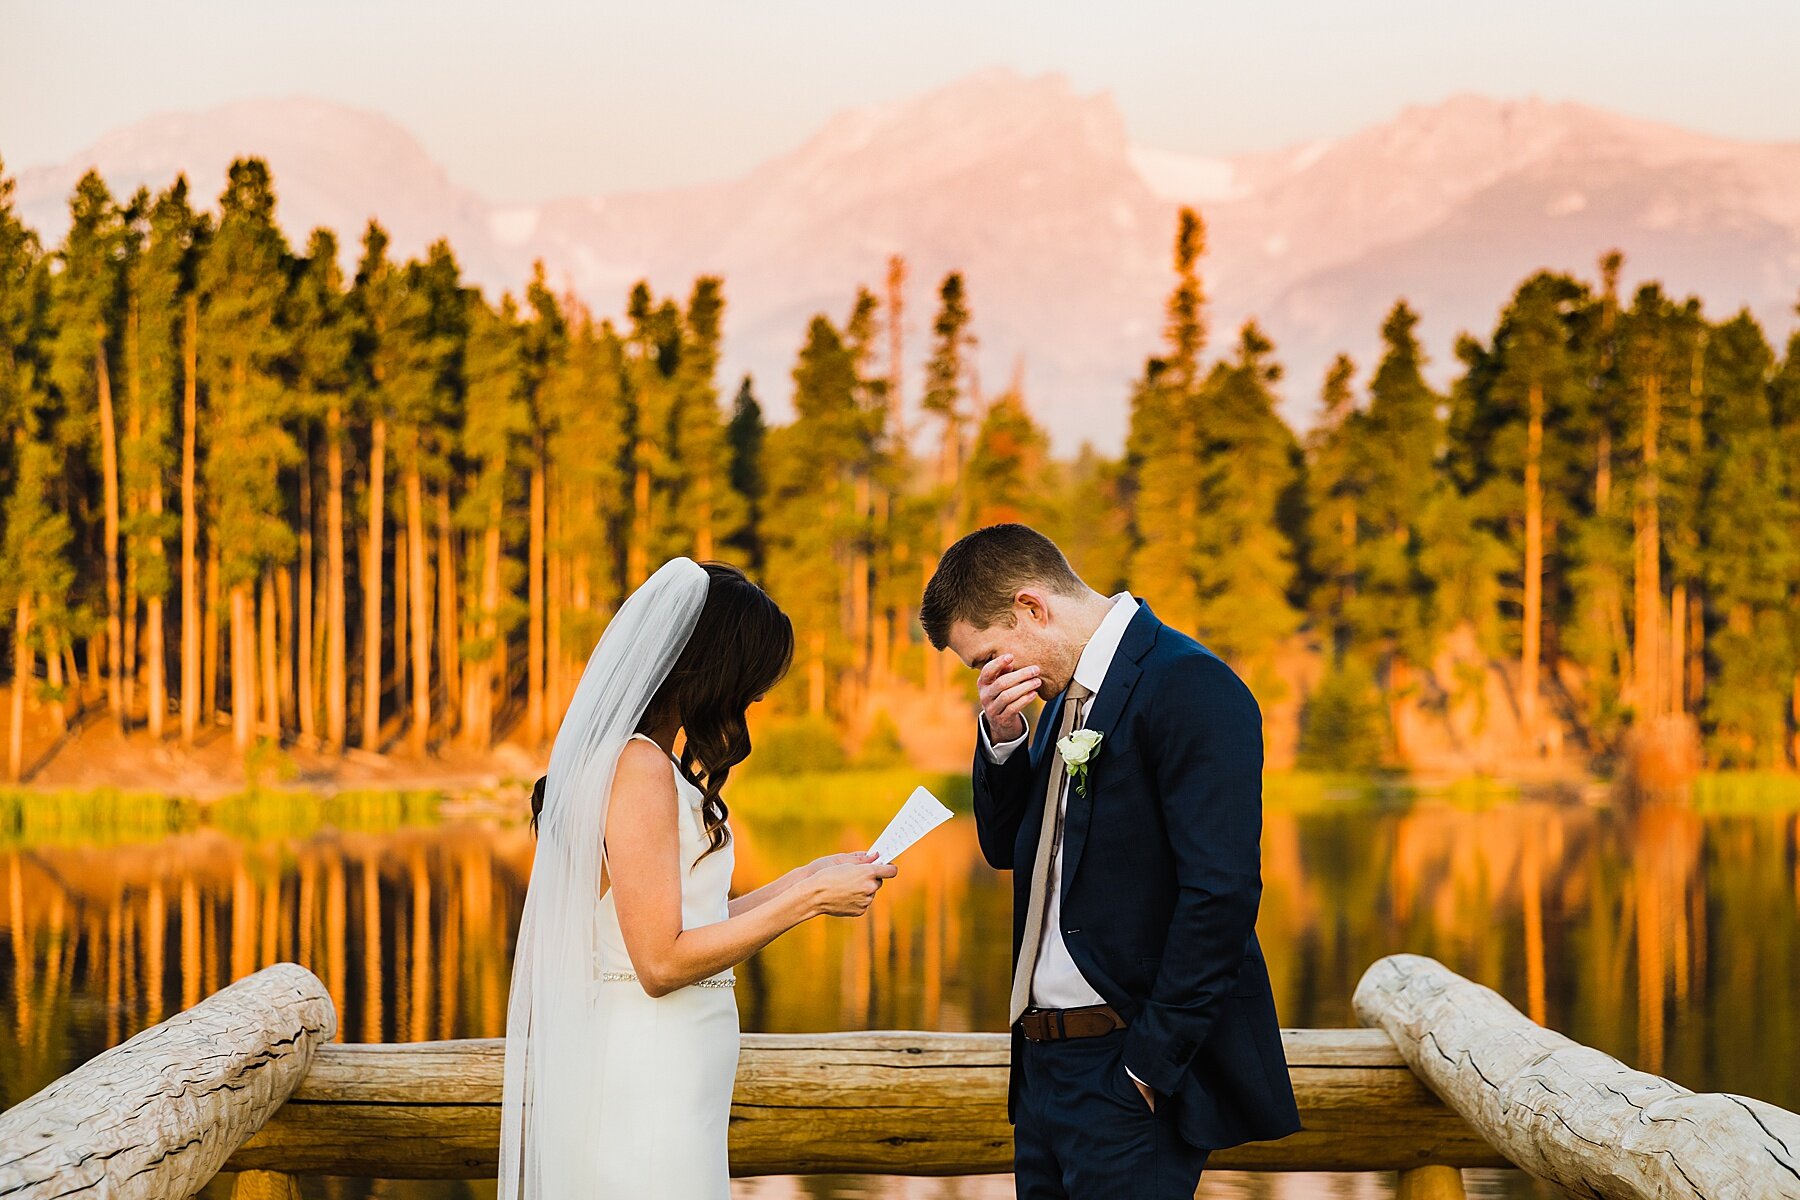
[588,733,740,1196]
[499,558,738,1200]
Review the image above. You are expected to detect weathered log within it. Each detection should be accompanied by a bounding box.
[228,1028,1508,1178]
[1355,953,1800,1200]
[0,962,335,1199]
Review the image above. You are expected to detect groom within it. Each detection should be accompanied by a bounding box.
[921,524,1300,1198]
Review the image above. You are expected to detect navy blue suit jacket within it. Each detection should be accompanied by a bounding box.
[972,603,1303,1152]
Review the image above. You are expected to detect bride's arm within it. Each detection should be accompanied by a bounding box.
[728,851,878,918]
[607,741,894,997]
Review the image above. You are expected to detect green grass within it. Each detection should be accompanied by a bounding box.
[729,768,973,822]
[1688,771,1800,813]
[0,785,451,848]
[5,764,1794,850]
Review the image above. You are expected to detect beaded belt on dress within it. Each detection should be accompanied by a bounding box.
[600,970,736,989]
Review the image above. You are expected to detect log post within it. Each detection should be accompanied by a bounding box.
[230,1169,304,1200]
[1356,953,1800,1200]
[1397,1164,1467,1199]
[0,963,336,1200]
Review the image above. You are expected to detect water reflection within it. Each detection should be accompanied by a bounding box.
[2,791,1797,1199]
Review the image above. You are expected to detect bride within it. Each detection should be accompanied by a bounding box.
[499,558,897,1197]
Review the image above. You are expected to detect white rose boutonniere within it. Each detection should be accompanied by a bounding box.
[1056,729,1105,798]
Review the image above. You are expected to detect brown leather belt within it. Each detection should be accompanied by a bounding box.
[1016,1003,1126,1042]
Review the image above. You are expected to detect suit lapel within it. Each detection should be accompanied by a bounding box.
[1059,604,1161,891]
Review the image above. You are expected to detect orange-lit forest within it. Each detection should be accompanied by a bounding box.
[3,158,1799,781]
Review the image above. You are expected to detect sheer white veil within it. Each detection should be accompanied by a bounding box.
[498,556,711,1198]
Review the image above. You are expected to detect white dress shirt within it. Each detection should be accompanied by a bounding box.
[980,593,1139,1012]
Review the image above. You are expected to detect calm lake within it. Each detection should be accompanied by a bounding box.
[4,773,1798,1199]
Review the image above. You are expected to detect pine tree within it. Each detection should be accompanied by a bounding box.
[1189,322,1301,670]
[196,159,295,752]
[0,158,63,778]
[290,227,355,748]
[1305,354,1364,659]
[48,172,130,724]
[539,304,628,715]
[965,381,1050,528]
[1695,312,1794,764]
[1564,253,1635,750]
[1774,301,1800,765]
[764,314,861,715]
[1126,208,1208,632]
[458,292,528,749]
[724,376,767,572]
[1356,301,1449,749]
[129,179,202,743]
[1452,273,1589,743]
[520,262,565,748]
[920,273,974,696]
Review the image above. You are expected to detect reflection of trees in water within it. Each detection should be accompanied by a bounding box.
[4,802,1799,1126]
[1256,801,1799,1107]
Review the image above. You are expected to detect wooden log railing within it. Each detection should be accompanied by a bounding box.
[224,1028,1507,1185]
[1356,953,1800,1200]
[10,955,1798,1199]
[0,963,335,1200]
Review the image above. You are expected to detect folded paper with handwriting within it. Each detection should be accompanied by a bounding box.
[868,786,955,864]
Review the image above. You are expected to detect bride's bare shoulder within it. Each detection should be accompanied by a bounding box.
[612,738,678,807]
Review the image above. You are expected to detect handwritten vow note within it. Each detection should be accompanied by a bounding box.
[869,786,955,864]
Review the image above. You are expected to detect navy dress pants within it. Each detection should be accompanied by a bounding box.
[1013,1029,1210,1199]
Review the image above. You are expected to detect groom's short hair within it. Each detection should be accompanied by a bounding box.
[920,524,1085,650]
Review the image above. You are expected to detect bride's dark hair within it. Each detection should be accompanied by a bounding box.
[530,562,794,859]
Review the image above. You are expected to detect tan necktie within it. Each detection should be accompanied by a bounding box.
[1009,680,1091,1025]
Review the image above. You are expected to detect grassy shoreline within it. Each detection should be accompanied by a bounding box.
[5,768,1798,849]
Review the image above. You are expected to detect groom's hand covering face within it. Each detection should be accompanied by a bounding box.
[972,653,1042,743]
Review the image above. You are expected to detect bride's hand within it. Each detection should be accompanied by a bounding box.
[808,859,898,917]
[806,850,880,878]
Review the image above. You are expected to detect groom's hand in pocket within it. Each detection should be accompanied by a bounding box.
[977,655,1041,743]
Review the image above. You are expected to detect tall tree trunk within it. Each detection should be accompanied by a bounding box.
[144,308,167,740]
[850,471,871,708]
[1632,376,1661,717]
[123,302,142,728]
[96,335,124,722]
[230,582,255,751]
[406,463,430,757]
[325,400,347,749]
[203,543,219,723]
[1668,582,1687,717]
[259,571,279,736]
[297,443,316,744]
[871,487,891,685]
[526,456,545,747]
[808,630,826,716]
[629,441,651,587]
[695,458,714,561]
[8,595,29,781]
[275,564,295,732]
[1522,380,1544,745]
[546,467,563,725]
[180,298,199,745]
[486,515,504,745]
[1687,588,1704,714]
[361,415,387,752]
[393,522,409,740]
[47,632,67,733]
[436,486,458,730]
[472,503,502,750]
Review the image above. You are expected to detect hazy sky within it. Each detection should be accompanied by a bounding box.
[5,0,1798,202]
